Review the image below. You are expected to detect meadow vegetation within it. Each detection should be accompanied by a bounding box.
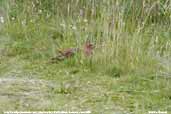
[0,0,171,114]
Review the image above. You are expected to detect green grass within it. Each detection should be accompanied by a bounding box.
[0,0,171,114]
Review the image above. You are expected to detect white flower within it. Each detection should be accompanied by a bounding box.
[39,9,42,14]
[0,16,4,23]
[21,20,26,25]
[32,2,35,8]
[60,23,66,28]
[30,19,33,23]
[83,19,88,23]
[11,17,15,20]
[69,24,77,30]
[71,25,77,30]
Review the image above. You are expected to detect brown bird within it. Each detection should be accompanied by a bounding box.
[83,41,94,56]
[50,41,94,63]
[51,48,79,62]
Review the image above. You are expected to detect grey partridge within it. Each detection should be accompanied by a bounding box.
[51,48,79,62]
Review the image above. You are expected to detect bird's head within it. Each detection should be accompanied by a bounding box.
[83,41,94,56]
[84,41,94,49]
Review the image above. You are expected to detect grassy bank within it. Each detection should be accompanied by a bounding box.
[0,0,171,113]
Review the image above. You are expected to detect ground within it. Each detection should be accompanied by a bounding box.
[0,35,171,114]
[0,0,171,113]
